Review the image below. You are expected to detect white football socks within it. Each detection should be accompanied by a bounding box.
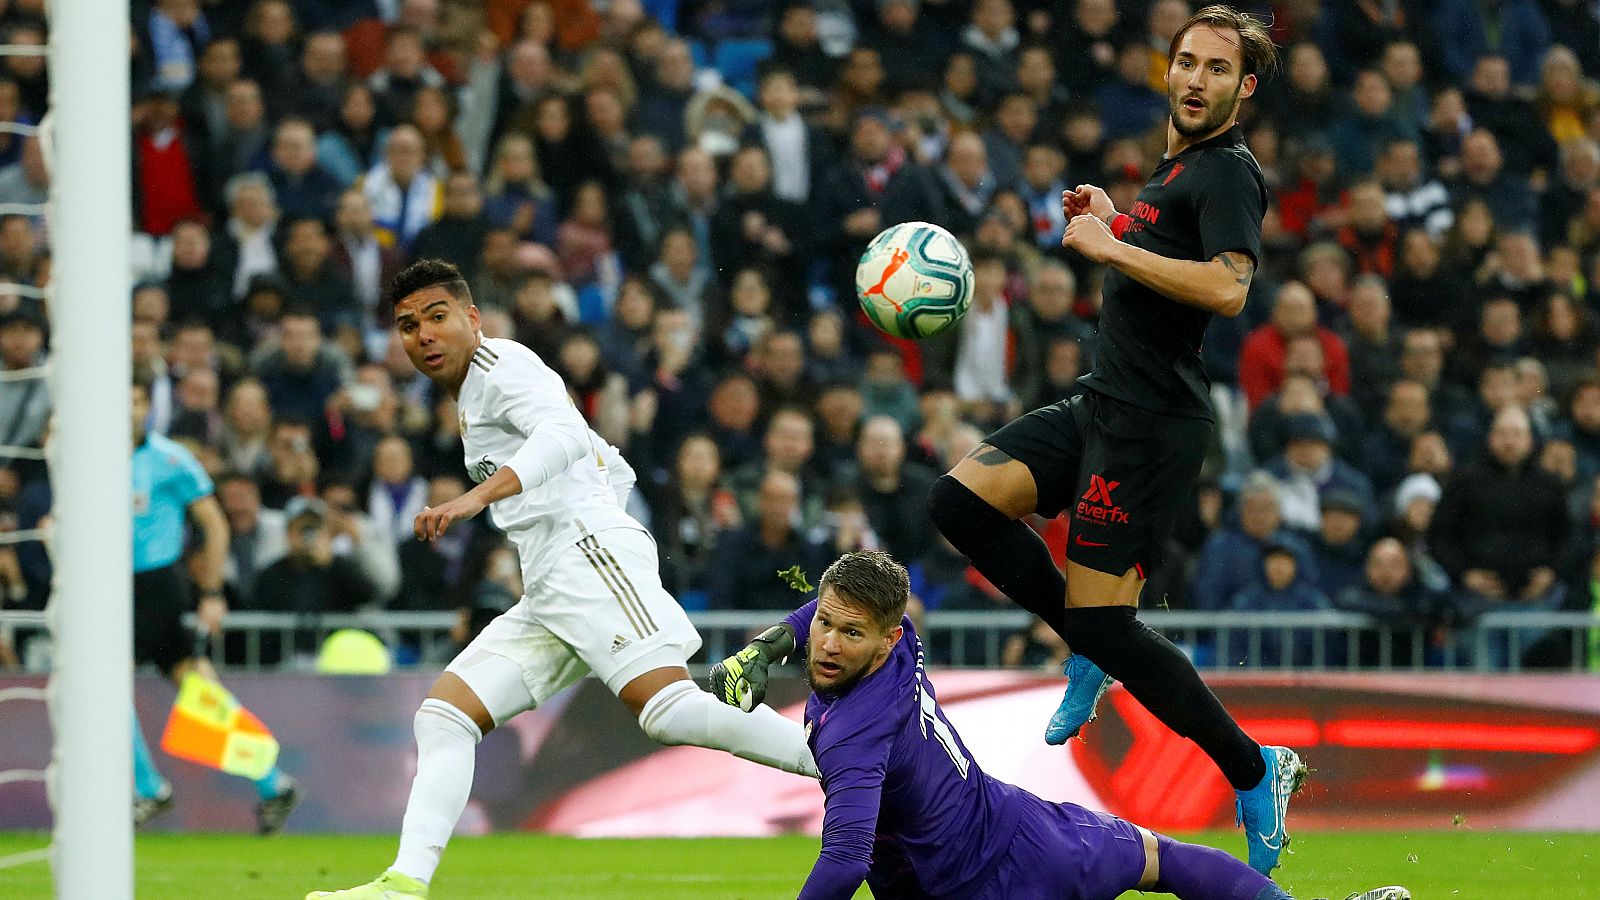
[392,698,483,884]
[637,680,819,778]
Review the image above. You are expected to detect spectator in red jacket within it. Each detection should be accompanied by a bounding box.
[1239,281,1352,409]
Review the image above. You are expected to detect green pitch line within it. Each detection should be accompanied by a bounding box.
[0,831,1595,899]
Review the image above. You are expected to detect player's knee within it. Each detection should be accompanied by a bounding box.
[1058,605,1140,656]
[636,680,701,747]
[414,698,484,747]
[928,474,1010,544]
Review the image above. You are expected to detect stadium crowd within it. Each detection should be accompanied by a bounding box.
[2,0,1599,672]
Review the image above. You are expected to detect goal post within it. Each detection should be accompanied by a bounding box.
[47,0,133,896]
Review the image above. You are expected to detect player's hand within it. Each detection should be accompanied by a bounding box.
[709,623,796,712]
[1062,184,1113,222]
[1062,214,1119,263]
[414,492,488,541]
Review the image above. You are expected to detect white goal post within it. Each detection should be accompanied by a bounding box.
[47,0,133,896]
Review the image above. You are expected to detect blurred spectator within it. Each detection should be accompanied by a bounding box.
[861,345,920,435]
[1265,43,1338,144]
[1095,42,1165,142]
[557,329,630,447]
[217,470,285,607]
[751,328,816,411]
[816,110,945,298]
[1363,379,1435,498]
[482,134,557,246]
[411,172,490,278]
[961,0,1019,105]
[330,188,403,318]
[367,434,427,546]
[1377,138,1453,239]
[1238,282,1352,410]
[1054,0,1123,95]
[1380,42,1429,138]
[368,26,444,123]
[1559,377,1600,484]
[1540,137,1600,251]
[642,433,739,598]
[280,216,358,331]
[168,366,224,446]
[1433,0,1551,86]
[982,93,1037,192]
[254,309,344,421]
[804,310,858,385]
[176,36,236,157]
[206,79,271,204]
[248,496,377,661]
[1467,59,1559,181]
[728,405,826,525]
[611,134,674,273]
[931,249,1019,423]
[669,146,722,272]
[317,83,387,186]
[267,118,342,222]
[707,267,774,369]
[239,0,299,107]
[708,469,829,611]
[872,0,940,95]
[849,415,937,563]
[395,474,499,612]
[1342,275,1402,410]
[937,131,997,238]
[1226,542,1330,666]
[1328,70,1412,180]
[287,31,350,133]
[1265,412,1376,534]
[143,0,211,91]
[1336,180,1401,280]
[1452,129,1537,232]
[635,37,696,153]
[1311,489,1369,600]
[813,380,864,480]
[769,4,834,100]
[1015,46,1069,139]
[0,134,47,215]
[220,378,273,478]
[411,84,466,175]
[220,172,281,300]
[362,124,440,251]
[1389,230,1471,332]
[1333,537,1439,666]
[132,83,205,238]
[711,145,808,310]
[556,179,616,290]
[1431,407,1569,654]
[2,21,45,121]
[1193,472,1316,612]
[752,67,823,206]
[0,308,47,451]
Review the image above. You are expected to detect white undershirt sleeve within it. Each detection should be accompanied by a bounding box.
[490,349,596,494]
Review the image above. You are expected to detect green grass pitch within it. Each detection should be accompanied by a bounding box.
[1,831,1595,898]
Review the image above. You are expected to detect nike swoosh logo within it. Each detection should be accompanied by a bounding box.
[1074,535,1109,547]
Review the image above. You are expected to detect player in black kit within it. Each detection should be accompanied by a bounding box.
[926,5,1301,877]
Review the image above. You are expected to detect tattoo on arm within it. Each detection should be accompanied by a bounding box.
[965,444,1016,467]
[1216,251,1255,289]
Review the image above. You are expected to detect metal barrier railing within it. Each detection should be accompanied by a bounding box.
[3,608,1597,673]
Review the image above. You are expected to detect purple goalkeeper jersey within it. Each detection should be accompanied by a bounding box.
[785,600,1029,900]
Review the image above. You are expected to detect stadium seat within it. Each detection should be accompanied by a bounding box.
[712,38,772,98]
[576,284,609,324]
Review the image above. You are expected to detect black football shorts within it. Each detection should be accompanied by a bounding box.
[982,391,1210,578]
[133,563,196,675]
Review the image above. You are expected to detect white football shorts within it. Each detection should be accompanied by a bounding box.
[446,525,702,723]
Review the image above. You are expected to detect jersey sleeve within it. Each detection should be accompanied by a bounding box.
[170,443,214,506]
[784,598,819,649]
[800,704,897,900]
[1195,153,1266,265]
[486,347,597,493]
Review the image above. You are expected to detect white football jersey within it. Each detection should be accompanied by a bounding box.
[458,337,639,577]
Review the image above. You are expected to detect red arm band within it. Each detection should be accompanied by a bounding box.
[1110,213,1132,240]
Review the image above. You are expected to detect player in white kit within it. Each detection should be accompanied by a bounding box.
[308,260,818,899]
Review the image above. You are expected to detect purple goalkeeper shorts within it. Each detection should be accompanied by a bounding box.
[976,797,1148,900]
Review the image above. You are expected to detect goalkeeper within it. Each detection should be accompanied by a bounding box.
[712,551,1408,900]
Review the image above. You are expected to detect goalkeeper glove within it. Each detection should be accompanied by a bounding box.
[709,623,796,712]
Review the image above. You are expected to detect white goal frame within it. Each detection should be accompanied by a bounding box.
[46,0,132,896]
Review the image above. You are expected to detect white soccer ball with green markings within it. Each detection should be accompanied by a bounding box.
[855,221,974,340]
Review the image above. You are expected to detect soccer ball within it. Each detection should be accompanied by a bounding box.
[855,221,974,340]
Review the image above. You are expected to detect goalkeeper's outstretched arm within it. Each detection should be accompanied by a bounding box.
[709,598,818,711]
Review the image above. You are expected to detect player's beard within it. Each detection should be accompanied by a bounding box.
[808,656,871,696]
[1169,81,1242,137]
